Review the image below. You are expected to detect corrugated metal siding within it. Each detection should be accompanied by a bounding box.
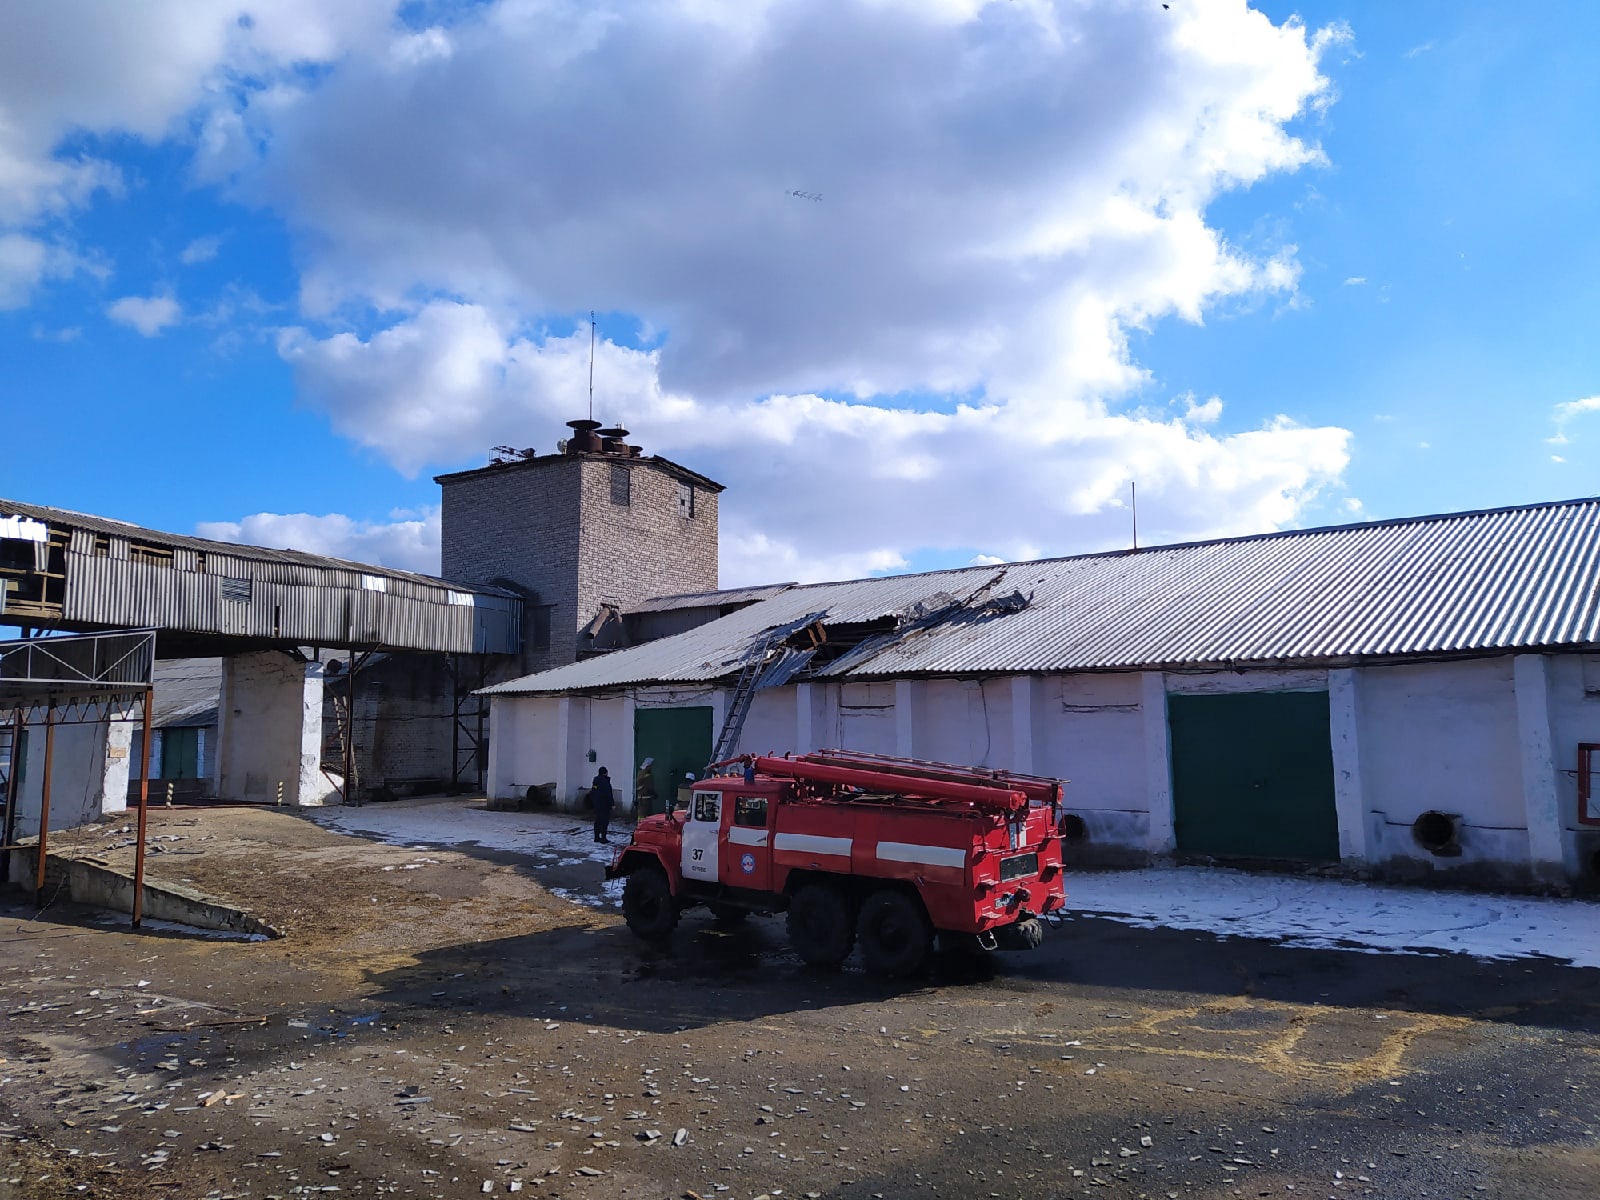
[484,498,1600,695]
[54,540,519,654]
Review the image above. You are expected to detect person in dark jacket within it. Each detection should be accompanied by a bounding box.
[590,766,615,844]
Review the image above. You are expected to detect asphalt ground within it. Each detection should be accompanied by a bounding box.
[1,808,1597,1200]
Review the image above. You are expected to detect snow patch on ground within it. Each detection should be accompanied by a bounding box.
[310,798,622,869]
[310,799,1600,968]
[1066,866,1600,969]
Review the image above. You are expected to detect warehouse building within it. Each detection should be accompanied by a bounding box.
[481,497,1600,892]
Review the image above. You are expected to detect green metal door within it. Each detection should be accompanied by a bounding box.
[1168,691,1339,862]
[633,706,713,817]
[160,727,200,780]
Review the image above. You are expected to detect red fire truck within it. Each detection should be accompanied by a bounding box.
[605,750,1067,976]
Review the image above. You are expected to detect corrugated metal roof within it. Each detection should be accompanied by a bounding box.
[482,496,1600,695]
[151,658,223,728]
[627,583,796,614]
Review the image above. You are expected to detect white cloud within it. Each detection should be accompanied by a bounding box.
[240,1,1338,402]
[280,300,1350,586]
[1343,276,1367,286]
[1553,395,1600,424]
[179,234,222,265]
[7,1,1357,585]
[258,1,1350,583]
[107,293,181,336]
[0,233,47,308]
[195,506,442,576]
[0,1,393,246]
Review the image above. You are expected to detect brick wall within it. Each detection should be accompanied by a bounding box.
[440,457,584,676]
[576,458,719,625]
[439,451,719,676]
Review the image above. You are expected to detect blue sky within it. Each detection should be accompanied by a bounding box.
[1,0,1596,590]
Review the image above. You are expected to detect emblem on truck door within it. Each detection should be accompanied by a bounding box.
[740,853,756,874]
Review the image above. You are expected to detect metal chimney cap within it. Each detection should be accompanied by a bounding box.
[566,419,603,432]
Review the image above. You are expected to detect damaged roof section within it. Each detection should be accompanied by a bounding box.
[480,496,1600,697]
[481,566,1040,696]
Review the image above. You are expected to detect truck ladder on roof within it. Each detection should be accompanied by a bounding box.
[708,631,777,766]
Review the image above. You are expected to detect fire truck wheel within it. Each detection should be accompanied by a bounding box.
[622,866,679,940]
[786,884,855,967]
[708,903,749,925]
[857,889,934,978]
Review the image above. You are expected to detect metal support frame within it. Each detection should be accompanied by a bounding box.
[332,649,373,806]
[451,655,490,791]
[0,629,154,924]
[1,708,21,887]
[132,686,153,926]
[34,706,54,904]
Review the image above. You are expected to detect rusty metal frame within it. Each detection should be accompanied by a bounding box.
[0,630,155,926]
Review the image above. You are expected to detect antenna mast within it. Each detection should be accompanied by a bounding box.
[588,311,596,421]
[1131,481,1138,551]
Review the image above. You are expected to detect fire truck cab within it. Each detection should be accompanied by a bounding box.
[606,750,1067,977]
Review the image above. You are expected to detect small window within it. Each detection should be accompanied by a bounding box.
[529,604,553,651]
[221,577,253,603]
[734,795,768,827]
[91,535,110,558]
[693,791,721,822]
[677,481,695,518]
[610,463,631,506]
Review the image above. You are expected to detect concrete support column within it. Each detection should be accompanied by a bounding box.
[486,699,507,801]
[1141,672,1176,854]
[1514,653,1567,880]
[895,680,916,757]
[1327,668,1370,864]
[217,652,335,806]
[1010,676,1035,773]
[795,683,814,753]
[620,693,637,812]
[554,697,572,803]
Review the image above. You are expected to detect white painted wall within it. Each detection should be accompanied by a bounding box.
[1535,653,1600,878]
[487,651,1600,886]
[739,688,796,758]
[1357,656,1530,872]
[910,678,1015,767]
[8,711,133,838]
[216,652,337,806]
[487,694,562,801]
[1034,672,1151,854]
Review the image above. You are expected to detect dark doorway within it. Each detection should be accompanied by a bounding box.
[1168,691,1339,862]
[633,706,713,817]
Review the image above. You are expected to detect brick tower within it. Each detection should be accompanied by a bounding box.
[436,420,722,675]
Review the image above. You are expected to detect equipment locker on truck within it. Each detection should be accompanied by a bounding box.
[605,750,1067,977]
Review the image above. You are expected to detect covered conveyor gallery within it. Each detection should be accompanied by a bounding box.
[2,498,523,813]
